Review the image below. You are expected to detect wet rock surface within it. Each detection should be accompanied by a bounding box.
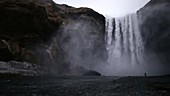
[138,0,170,53]
[0,76,170,96]
[0,0,105,75]
[0,61,42,76]
[138,0,170,71]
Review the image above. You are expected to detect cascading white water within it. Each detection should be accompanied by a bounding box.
[106,13,144,70]
[46,13,145,76]
[105,18,114,46]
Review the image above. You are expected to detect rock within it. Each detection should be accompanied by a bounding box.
[0,0,106,75]
[138,0,170,53]
[138,0,170,72]
[83,70,102,76]
[0,40,14,61]
[0,61,42,76]
[48,5,106,74]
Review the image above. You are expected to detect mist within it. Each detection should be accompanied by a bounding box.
[45,16,106,75]
[39,0,170,76]
[45,13,169,76]
[101,11,170,76]
[44,15,164,76]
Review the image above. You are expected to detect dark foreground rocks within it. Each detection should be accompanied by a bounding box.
[0,76,170,96]
[0,61,42,76]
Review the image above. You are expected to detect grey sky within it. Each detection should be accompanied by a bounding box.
[53,0,150,17]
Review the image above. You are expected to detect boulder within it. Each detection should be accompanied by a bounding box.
[83,70,102,76]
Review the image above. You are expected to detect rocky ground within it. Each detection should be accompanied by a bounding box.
[0,61,42,76]
[0,76,170,96]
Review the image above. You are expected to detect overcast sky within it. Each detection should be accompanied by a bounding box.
[53,0,150,17]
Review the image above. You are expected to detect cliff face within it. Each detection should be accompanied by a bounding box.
[47,2,106,75]
[138,0,170,67]
[0,0,105,75]
[0,0,61,64]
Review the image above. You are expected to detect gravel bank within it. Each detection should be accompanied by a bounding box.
[0,76,170,96]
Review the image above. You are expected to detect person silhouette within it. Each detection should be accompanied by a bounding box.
[144,73,146,77]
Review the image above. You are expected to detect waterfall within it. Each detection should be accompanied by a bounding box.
[106,13,144,68]
[46,13,145,75]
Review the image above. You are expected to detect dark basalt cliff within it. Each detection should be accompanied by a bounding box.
[0,0,60,63]
[0,0,105,75]
[138,0,170,68]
